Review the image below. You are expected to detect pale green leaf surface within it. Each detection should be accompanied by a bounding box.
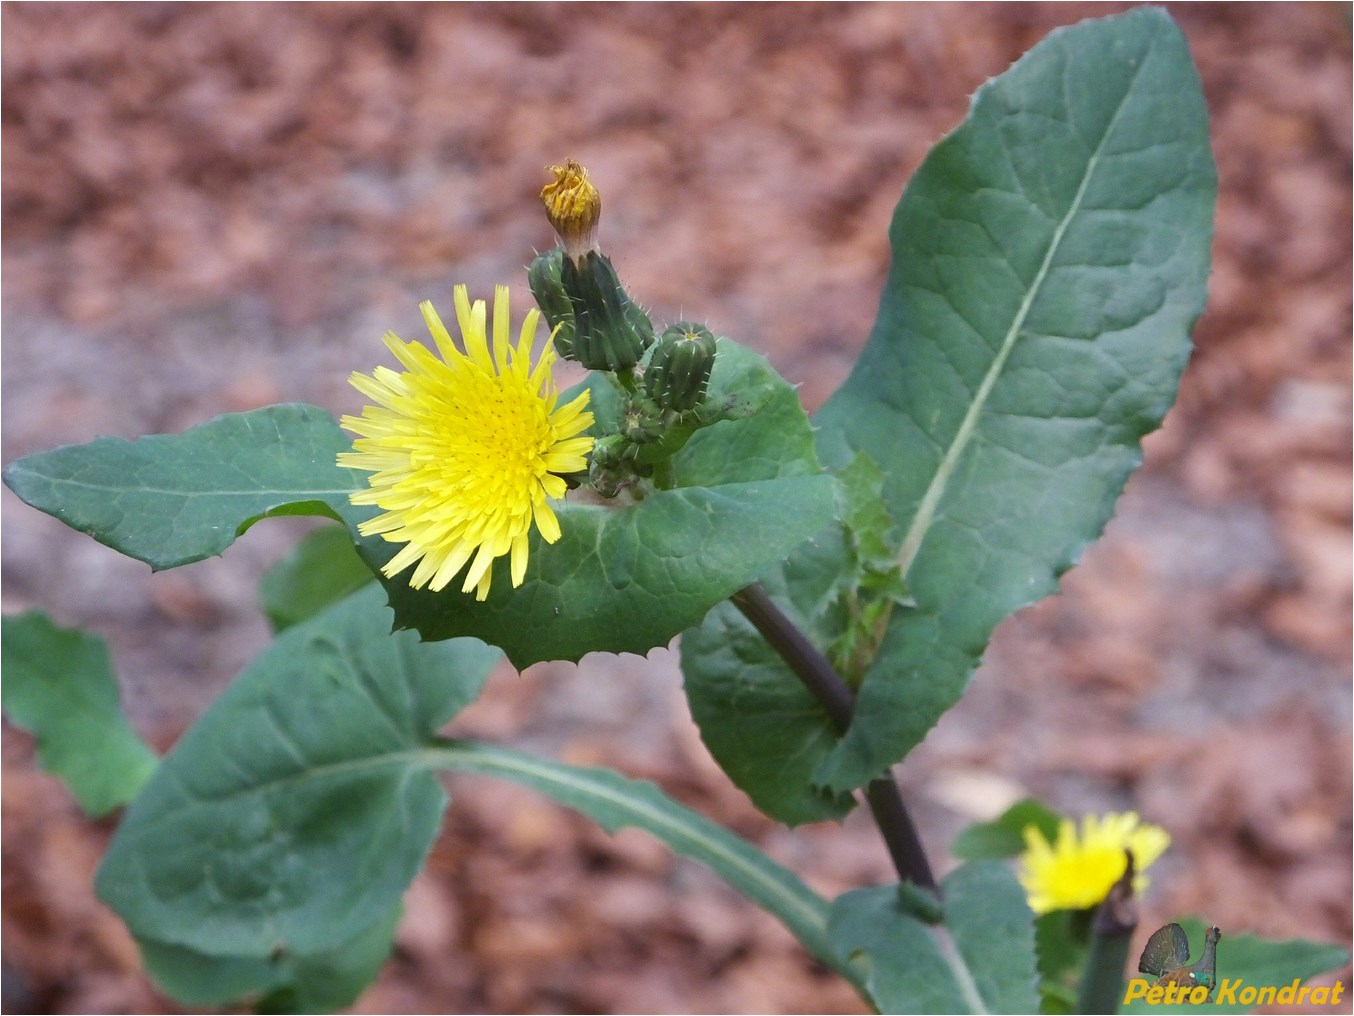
[363,340,837,668]
[680,531,857,825]
[945,863,1042,1013]
[95,585,498,958]
[2,404,364,570]
[829,863,1039,1014]
[1,612,157,816]
[1033,907,1087,1011]
[259,524,374,632]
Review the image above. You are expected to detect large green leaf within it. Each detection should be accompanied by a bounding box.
[1121,918,1350,1014]
[2,403,364,570]
[364,339,838,668]
[1,612,158,816]
[684,6,1218,805]
[426,740,852,984]
[829,862,1039,1014]
[813,6,1215,790]
[95,584,499,958]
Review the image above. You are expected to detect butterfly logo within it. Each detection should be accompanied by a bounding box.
[1138,923,1222,999]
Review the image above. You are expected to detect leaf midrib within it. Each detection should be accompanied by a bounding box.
[428,741,832,943]
[894,56,1145,580]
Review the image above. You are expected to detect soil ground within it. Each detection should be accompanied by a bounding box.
[2,4,1350,1013]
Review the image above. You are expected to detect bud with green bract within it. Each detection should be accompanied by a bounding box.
[621,396,665,444]
[559,251,653,371]
[538,160,653,372]
[527,247,576,358]
[645,322,718,413]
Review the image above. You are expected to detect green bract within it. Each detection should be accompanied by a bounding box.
[527,246,577,357]
[559,249,653,370]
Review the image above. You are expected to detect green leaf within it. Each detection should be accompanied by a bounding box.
[952,798,1063,861]
[3,404,364,570]
[815,5,1217,790]
[829,862,1039,1014]
[1,612,157,816]
[362,339,838,668]
[95,584,498,959]
[260,524,374,632]
[136,904,399,1012]
[1122,919,1350,1014]
[425,740,853,986]
[721,7,1216,796]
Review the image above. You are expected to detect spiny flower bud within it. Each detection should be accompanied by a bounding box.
[540,160,601,259]
[644,322,718,413]
[621,396,665,444]
[527,247,575,357]
[559,250,653,372]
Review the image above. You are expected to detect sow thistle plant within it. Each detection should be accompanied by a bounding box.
[3,9,1348,1014]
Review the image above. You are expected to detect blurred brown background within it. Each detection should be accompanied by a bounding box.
[2,3,1350,1013]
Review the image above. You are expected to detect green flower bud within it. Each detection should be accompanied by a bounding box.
[621,396,665,444]
[559,251,653,372]
[644,322,718,413]
[527,247,576,357]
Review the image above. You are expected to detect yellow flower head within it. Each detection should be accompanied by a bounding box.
[1018,811,1170,915]
[339,285,594,600]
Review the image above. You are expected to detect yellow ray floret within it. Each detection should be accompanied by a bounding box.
[339,284,594,600]
[1018,811,1170,914]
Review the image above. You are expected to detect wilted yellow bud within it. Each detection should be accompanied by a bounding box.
[541,159,601,257]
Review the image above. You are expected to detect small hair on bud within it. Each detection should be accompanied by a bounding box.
[541,159,601,258]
